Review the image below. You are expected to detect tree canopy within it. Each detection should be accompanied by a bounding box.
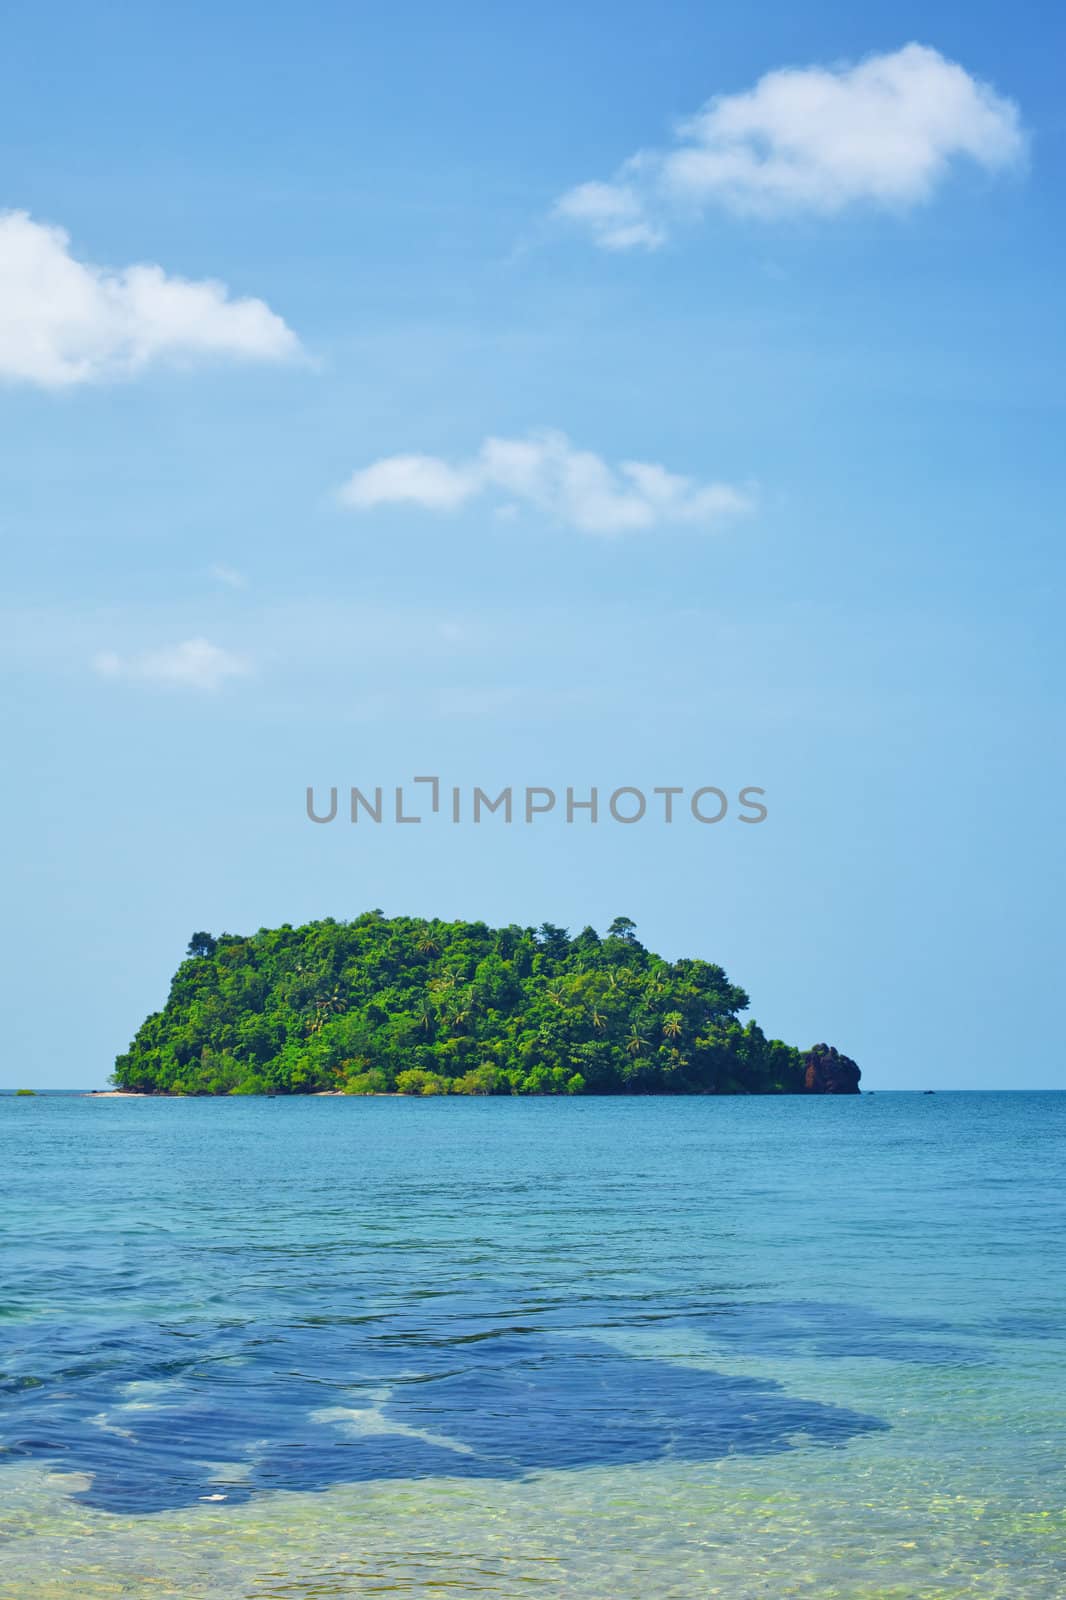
[112,913,858,1096]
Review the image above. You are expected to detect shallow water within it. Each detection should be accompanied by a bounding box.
[1,1092,1063,1597]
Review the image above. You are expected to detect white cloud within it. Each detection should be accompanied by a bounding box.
[343,453,475,512]
[93,637,250,691]
[556,43,1026,248]
[339,429,753,536]
[554,182,666,251]
[0,211,301,387]
[208,563,248,589]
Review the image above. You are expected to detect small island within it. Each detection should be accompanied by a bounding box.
[112,913,860,1096]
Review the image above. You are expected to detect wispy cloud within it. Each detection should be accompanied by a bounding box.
[208,563,248,590]
[339,429,753,536]
[555,184,667,252]
[556,43,1026,249]
[0,211,301,387]
[93,637,251,691]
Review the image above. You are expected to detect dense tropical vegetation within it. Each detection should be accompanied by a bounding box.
[113,913,859,1095]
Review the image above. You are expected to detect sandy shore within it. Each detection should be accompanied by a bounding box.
[83,1089,402,1098]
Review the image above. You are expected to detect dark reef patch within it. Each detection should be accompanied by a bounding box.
[2,1311,889,1514]
[689,1300,982,1366]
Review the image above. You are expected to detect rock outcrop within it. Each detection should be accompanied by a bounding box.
[801,1043,861,1094]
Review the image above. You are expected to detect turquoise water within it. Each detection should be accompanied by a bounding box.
[1,1092,1063,1598]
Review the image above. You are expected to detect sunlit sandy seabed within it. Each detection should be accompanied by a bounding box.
[5,1421,1065,1600]
[2,1093,1063,1598]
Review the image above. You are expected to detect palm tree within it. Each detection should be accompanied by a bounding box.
[307,986,346,1034]
[662,1012,683,1040]
[413,999,435,1033]
[591,1007,607,1031]
[625,1027,648,1057]
[448,988,475,1029]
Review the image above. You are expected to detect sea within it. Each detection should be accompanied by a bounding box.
[1,1091,1063,1599]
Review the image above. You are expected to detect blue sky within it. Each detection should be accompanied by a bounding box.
[2,1,1063,1089]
